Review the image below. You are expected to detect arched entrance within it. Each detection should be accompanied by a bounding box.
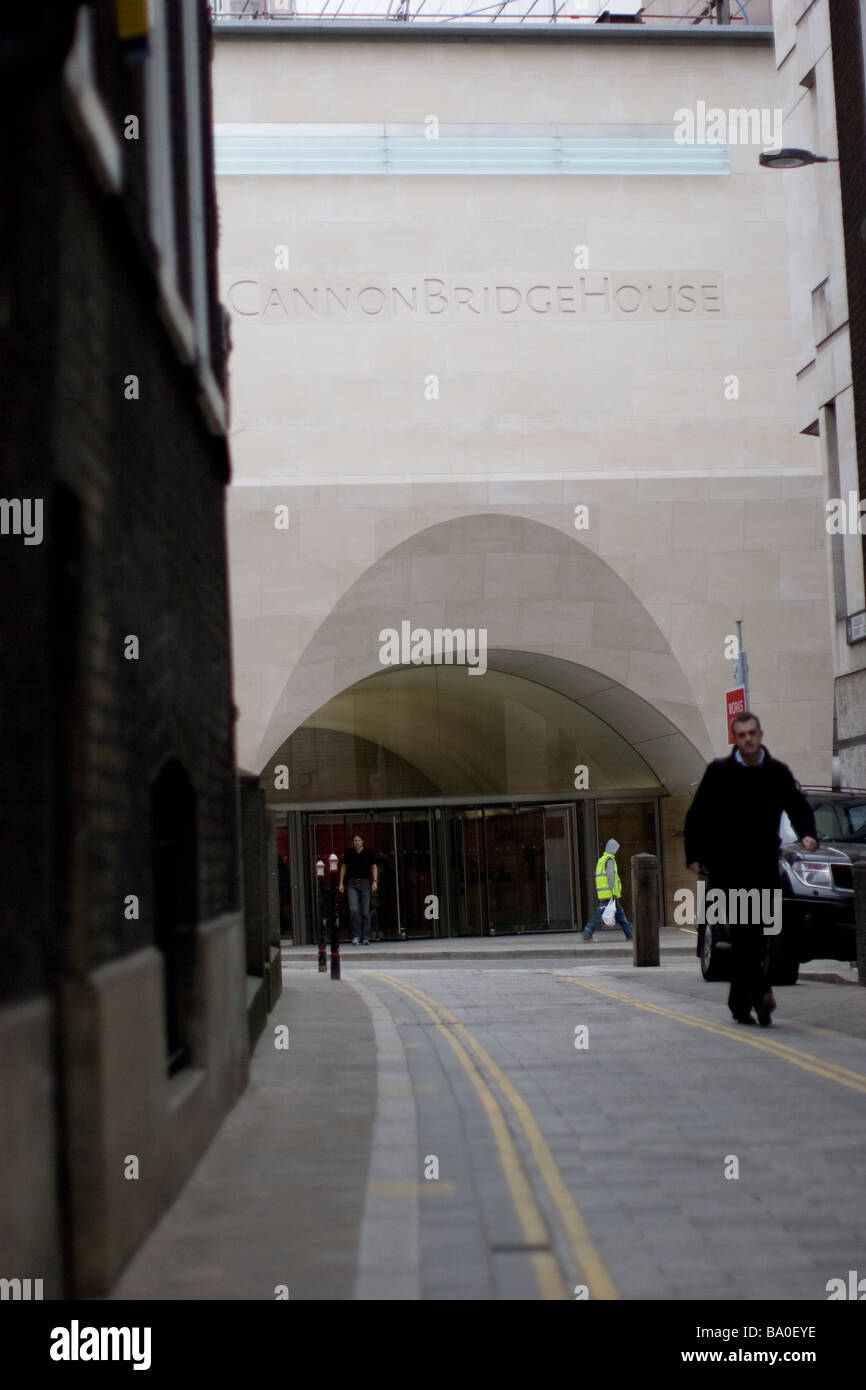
[266,656,706,941]
[257,514,710,939]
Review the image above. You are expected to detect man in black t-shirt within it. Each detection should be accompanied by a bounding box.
[339,835,378,944]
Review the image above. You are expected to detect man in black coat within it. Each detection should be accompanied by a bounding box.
[684,711,818,1027]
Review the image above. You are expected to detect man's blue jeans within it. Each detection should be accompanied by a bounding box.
[346,879,371,942]
[582,899,633,941]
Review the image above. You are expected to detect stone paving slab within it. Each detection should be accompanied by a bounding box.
[109,972,377,1301]
[363,961,866,1301]
[105,955,866,1303]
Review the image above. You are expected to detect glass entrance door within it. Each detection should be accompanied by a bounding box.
[305,799,583,939]
[367,814,398,941]
[484,806,547,933]
[433,802,581,936]
[445,809,488,936]
[393,810,434,938]
[543,805,575,930]
[595,799,660,926]
[307,810,435,941]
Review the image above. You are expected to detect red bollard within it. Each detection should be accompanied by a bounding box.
[316,860,327,972]
[328,855,341,979]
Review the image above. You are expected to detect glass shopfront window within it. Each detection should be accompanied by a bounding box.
[296,797,633,941]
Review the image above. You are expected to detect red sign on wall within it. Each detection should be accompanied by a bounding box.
[725,687,746,745]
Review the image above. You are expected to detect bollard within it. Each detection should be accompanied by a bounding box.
[854,861,866,986]
[316,861,327,972]
[630,853,660,967]
[329,884,341,980]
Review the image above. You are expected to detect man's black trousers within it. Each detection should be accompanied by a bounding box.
[727,925,771,1018]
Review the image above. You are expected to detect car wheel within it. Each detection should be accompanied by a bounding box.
[700,923,731,982]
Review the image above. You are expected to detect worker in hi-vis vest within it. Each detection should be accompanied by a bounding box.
[581,838,634,941]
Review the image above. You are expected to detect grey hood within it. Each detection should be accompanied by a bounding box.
[604,839,620,855]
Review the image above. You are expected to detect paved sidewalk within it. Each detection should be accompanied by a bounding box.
[282,927,695,962]
[108,951,866,1303]
[283,931,863,984]
[801,960,861,985]
[110,971,377,1301]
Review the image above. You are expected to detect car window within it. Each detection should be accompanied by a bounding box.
[810,802,841,839]
[838,802,866,842]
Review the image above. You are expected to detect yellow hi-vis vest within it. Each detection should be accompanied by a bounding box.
[595,852,621,901]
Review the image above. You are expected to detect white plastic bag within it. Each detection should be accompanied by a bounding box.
[602,899,617,927]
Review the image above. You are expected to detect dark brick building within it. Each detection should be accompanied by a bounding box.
[0,2,277,1297]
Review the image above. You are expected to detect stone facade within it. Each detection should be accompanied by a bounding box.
[214,21,835,924]
[769,0,866,790]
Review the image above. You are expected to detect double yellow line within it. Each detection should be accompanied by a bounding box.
[547,972,866,1095]
[369,971,619,1301]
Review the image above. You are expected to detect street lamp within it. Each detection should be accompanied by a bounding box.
[759,148,838,168]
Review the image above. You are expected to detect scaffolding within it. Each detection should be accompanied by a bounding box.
[208,0,770,28]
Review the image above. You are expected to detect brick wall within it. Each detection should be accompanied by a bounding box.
[55,126,238,972]
[0,0,238,1000]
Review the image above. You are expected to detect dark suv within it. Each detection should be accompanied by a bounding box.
[698,789,866,985]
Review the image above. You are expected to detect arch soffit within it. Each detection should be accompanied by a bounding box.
[256,513,712,790]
